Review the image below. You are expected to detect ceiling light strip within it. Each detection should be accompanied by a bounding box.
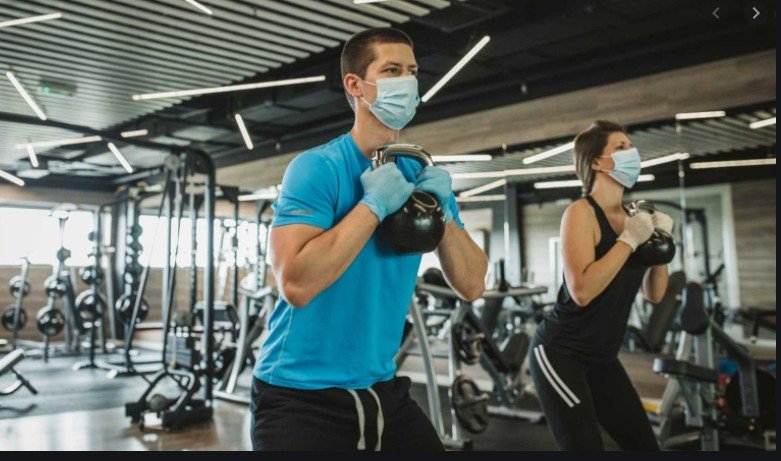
[459,179,507,198]
[432,154,492,162]
[689,158,776,169]
[107,142,134,174]
[0,169,25,186]
[749,117,776,129]
[235,114,254,150]
[132,75,326,101]
[522,142,574,165]
[26,145,39,168]
[0,12,62,29]
[421,35,490,103]
[674,111,726,120]
[5,71,47,120]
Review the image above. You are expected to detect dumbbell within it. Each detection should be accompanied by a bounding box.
[9,276,31,298]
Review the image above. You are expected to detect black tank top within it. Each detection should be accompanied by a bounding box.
[535,196,647,359]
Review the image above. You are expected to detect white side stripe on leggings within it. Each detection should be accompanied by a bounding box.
[534,345,580,408]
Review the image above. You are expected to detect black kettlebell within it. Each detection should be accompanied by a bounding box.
[629,200,676,266]
[372,144,446,254]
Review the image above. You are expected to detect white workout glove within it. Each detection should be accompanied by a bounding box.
[651,211,674,234]
[617,212,654,252]
[359,163,414,222]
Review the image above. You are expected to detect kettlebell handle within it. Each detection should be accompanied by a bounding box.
[627,200,656,217]
[371,143,434,170]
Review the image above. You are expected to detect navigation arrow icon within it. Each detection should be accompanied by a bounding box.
[752,7,760,19]
[713,7,720,19]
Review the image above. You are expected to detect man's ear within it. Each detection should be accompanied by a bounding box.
[343,74,362,100]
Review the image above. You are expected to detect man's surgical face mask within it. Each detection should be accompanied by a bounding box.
[599,147,642,188]
[359,75,420,131]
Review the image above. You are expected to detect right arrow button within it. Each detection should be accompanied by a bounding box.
[744,2,768,24]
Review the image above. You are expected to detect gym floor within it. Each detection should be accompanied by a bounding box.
[0,350,667,451]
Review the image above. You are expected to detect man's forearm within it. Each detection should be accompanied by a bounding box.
[437,222,488,301]
[283,204,379,305]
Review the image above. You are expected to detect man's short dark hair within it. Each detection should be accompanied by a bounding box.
[340,28,413,110]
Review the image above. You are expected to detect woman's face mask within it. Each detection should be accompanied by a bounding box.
[359,75,420,131]
[599,147,642,188]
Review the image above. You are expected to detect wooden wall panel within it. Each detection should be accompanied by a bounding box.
[217,50,776,190]
[731,179,776,310]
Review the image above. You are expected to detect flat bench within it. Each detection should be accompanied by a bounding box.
[0,349,38,396]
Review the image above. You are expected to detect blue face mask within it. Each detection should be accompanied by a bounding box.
[601,147,641,188]
[360,75,420,131]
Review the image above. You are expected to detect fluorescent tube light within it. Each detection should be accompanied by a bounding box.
[456,194,506,203]
[107,142,134,173]
[26,145,39,168]
[132,75,326,101]
[6,71,47,120]
[640,152,690,168]
[432,154,492,162]
[421,36,490,103]
[235,114,253,150]
[675,111,726,120]
[534,174,655,189]
[0,12,62,29]
[749,117,776,129]
[459,179,506,198]
[523,142,574,165]
[120,129,149,138]
[184,0,213,15]
[689,158,776,169]
[0,170,25,186]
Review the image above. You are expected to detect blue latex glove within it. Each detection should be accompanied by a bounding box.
[359,163,414,221]
[415,166,454,223]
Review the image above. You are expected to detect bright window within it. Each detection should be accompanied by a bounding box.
[0,207,94,267]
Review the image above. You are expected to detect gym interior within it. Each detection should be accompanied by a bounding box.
[0,0,776,452]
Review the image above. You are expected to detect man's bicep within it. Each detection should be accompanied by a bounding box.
[270,224,326,274]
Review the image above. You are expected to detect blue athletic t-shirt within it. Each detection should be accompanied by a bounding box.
[253,132,463,390]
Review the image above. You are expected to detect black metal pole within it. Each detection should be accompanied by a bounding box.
[191,150,216,403]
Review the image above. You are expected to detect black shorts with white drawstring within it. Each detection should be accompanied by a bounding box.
[250,375,444,451]
[528,336,659,451]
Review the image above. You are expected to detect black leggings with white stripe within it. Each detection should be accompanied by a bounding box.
[529,338,659,451]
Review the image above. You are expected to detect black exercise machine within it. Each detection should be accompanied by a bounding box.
[653,280,776,450]
[125,148,217,431]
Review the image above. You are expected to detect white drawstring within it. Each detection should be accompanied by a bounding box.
[347,390,366,450]
[367,388,384,451]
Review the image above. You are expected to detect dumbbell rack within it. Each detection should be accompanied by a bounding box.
[401,282,547,450]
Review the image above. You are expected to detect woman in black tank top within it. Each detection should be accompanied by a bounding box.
[529,121,673,451]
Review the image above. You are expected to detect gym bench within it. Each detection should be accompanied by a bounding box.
[0,349,38,396]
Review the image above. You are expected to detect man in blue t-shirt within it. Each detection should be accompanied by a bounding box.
[250,28,488,451]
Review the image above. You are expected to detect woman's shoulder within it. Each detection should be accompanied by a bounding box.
[564,197,594,217]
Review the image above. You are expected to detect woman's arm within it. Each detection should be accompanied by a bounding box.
[561,201,634,307]
[641,264,669,303]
